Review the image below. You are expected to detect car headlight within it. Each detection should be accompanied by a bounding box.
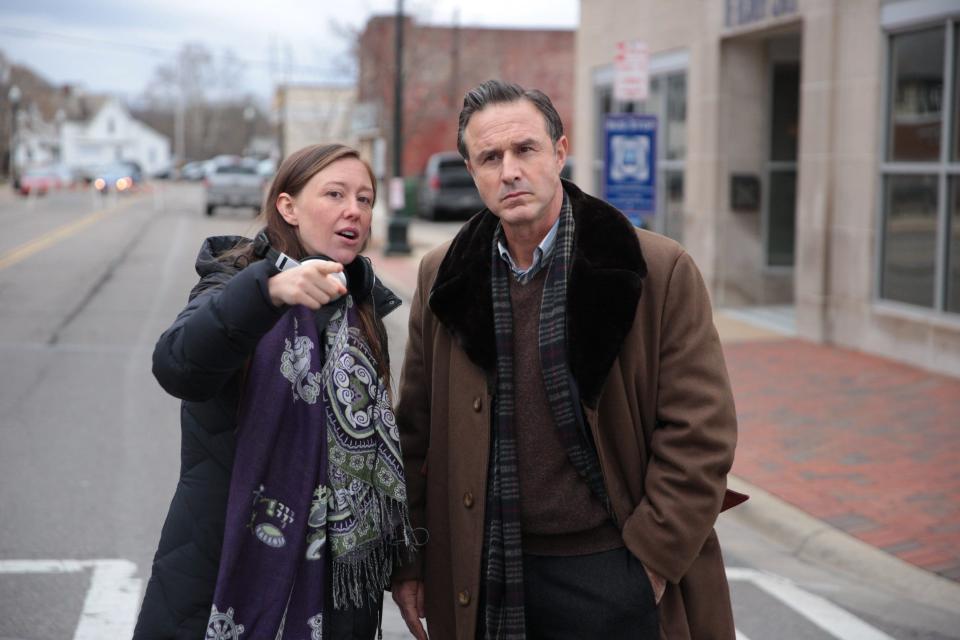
[94,178,106,190]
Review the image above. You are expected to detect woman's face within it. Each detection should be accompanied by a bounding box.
[278,157,374,265]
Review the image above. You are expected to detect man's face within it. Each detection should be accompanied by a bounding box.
[463,99,568,230]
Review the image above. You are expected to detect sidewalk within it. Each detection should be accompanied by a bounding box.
[366,230,960,595]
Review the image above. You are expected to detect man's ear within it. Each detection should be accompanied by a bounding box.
[276,192,298,226]
[554,135,569,172]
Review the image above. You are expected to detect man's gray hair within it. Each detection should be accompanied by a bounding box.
[456,80,565,159]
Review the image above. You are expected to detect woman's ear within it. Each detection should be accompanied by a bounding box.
[276,193,298,226]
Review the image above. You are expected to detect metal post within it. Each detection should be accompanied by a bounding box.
[8,85,20,192]
[385,0,411,255]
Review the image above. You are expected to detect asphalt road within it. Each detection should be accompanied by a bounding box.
[0,183,956,639]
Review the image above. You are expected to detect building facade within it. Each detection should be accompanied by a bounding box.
[60,98,171,176]
[575,0,960,376]
[274,85,356,161]
[356,16,575,179]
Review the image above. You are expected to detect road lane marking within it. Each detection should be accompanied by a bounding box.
[727,567,895,640]
[0,198,137,271]
[0,558,142,640]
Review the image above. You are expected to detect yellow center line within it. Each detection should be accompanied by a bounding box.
[0,198,138,271]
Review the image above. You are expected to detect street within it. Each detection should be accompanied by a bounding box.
[0,183,957,639]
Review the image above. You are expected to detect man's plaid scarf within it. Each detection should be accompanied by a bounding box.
[483,196,612,638]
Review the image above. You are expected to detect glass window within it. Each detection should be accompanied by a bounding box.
[771,63,800,162]
[594,69,687,234]
[768,170,797,267]
[888,27,944,162]
[955,24,960,162]
[881,175,939,307]
[664,171,684,243]
[666,74,687,160]
[948,178,960,313]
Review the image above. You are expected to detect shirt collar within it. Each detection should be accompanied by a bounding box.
[496,193,567,283]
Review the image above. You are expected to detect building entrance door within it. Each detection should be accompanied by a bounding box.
[766,60,799,267]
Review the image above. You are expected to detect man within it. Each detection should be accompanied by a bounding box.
[392,80,738,639]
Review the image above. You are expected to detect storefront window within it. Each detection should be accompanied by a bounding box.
[879,19,960,314]
[664,171,685,244]
[768,171,797,267]
[881,175,939,308]
[948,178,960,313]
[955,24,960,162]
[887,27,944,162]
[665,74,687,161]
[593,67,687,241]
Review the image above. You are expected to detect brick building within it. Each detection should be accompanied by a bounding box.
[356,16,575,179]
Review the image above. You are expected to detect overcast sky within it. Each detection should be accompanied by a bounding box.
[0,0,579,102]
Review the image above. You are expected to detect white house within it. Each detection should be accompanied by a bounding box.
[60,98,171,176]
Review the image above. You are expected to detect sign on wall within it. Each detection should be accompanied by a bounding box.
[603,114,658,227]
[613,40,650,102]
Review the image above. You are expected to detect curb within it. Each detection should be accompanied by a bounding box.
[726,474,960,614]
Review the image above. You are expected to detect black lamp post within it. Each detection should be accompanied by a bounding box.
[8,84,21,191]
[385,0,411,255]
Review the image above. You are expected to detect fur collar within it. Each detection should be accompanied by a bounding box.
[428,180,647,407]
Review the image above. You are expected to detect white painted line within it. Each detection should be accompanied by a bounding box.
[735,630,754,640]
[727,568,895,640]
[0,559,143,640]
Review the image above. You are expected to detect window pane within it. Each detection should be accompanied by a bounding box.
[770,63,800,162]
[888,27,944,162]
[664,171,684,243]
[666,74,687,160]
[768,170,796,266]
[948,177,960,313]
[881,174,938,307]
[955,24,960,162]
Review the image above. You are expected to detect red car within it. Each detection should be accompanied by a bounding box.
[18,167,57,196]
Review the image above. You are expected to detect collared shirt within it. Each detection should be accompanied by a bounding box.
[496,194,568,284]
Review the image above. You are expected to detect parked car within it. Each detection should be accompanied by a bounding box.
[118,160,144,184]
[179,161,208,181]
[92,163,137,193]
[204,161,266,216]
[48,164,76,189]
[18,166,58,196]
[418,151,485,221]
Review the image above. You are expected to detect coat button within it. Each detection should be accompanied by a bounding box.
[463,491,474,508]
[473,397,482,412]
[457,589,471,606]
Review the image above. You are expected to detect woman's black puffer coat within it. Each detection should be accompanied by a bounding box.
[133,236,401,639]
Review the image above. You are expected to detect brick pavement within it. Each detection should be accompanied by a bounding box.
[723,338,960,582]
[368,241,960,584]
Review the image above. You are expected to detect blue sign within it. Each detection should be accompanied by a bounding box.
[603,114,657,227]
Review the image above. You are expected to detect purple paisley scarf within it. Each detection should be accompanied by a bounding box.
[206,298,412,639]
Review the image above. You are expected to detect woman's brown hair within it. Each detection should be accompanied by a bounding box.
[228,144,389,383]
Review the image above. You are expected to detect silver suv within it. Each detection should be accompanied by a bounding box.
[204,161,267,216]
[418,152,485,221]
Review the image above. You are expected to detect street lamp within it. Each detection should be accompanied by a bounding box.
[8,84,21,190]
[385,0,411,255]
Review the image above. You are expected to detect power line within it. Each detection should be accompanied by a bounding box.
[0,25,348,77]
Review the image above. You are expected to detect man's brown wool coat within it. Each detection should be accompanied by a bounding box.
[394,180,738,639]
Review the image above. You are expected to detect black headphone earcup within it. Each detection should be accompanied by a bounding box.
[345,256,375,301]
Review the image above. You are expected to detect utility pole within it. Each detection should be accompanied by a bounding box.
[385,0,411,255]
[8,84,21,191]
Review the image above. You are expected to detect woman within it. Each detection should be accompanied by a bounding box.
[134,144,413,640]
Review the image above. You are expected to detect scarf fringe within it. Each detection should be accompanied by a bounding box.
[333,494,415,609]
